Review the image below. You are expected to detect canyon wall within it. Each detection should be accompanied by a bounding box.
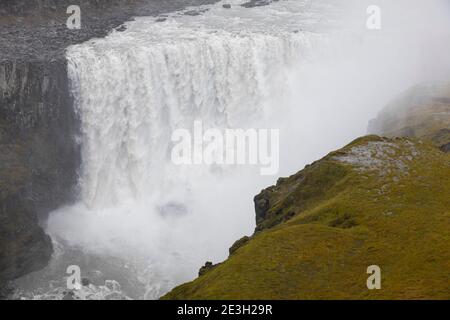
[0,57,80,286]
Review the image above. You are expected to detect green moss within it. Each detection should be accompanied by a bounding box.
[163,136,450,300]
[255,157,352,231]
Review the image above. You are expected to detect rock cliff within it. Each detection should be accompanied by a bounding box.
[0,56,79,287]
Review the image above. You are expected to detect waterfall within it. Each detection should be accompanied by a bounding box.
[53,0,335,298]
[64,0,338,209]
[67,30,313,208]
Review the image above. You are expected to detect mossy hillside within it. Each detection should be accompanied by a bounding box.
[163,135,450,299]
[254,156,351,231]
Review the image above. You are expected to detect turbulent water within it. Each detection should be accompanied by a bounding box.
[11,0,450,299]
[58,0,336,299]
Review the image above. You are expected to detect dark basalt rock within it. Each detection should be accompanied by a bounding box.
[0,58,78,287]
[184,8,209,16]
[241,0,274,9]
[81,278,90,286]
[254,193,271,227]
[184,10,201,16]
[440,142,450,153]
[115,25,127,32]
[0,194,53,286]
[229,236,250,256]
[0,60,81,216]
[198,261,216,277]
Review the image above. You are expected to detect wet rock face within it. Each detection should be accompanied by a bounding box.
[0,194,53,287]
[0,120,54,285]
[0,59,80,220]
[0,58,79,286]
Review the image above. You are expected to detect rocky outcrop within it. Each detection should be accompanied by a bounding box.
[0,195,53,286]
[253,158,349,232]
[228,236,250,256]
[241,0,274,8]
[0,115,55,285]
[198,262,217,277]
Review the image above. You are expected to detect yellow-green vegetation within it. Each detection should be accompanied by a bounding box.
[163,135,450,300]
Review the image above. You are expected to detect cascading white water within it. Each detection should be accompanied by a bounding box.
[39,0,450,299]
[49,0,340,298]
[68,31,308,209]
[65,0,343,210]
